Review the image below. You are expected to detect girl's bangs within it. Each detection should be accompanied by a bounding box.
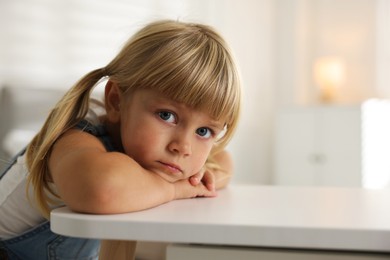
[142,40,239,126]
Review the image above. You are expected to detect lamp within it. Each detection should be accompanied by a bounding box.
[313,56,345,103]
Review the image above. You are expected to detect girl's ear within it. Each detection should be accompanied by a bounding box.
[105,80,122,123]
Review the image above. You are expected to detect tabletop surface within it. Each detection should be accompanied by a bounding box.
[51,184,390,253]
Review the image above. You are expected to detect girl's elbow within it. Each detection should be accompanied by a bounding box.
[65,184,122,214]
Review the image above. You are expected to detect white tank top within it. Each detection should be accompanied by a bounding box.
[0,154,54,239]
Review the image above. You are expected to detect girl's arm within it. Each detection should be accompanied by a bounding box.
[49,129,216,214]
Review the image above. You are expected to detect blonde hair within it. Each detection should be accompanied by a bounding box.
[26,20,241,218]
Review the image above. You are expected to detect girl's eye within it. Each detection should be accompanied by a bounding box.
[158,111,176,123]
[196,127,213,138]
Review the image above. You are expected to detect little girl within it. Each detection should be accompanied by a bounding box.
[0,20,241,259]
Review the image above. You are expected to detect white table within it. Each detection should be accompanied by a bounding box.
[51,185,390,259]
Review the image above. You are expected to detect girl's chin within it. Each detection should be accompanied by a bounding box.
[155,171,180,183]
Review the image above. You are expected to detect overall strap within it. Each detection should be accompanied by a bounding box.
[0,148,26,180]
[75,120,116,152]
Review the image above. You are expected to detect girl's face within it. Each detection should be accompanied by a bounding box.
[116,88,225,183]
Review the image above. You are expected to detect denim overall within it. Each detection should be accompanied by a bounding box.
[0,120,114,259]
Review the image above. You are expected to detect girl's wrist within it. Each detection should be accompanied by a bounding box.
[150,170,176,201]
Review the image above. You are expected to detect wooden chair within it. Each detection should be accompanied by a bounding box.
[99,240,137,260]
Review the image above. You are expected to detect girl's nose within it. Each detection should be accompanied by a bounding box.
[168,134,192,156]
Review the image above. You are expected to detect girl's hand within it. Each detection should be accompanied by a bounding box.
[173,179,217,200]
[189,169,216,192]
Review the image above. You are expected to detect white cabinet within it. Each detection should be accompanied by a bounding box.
[273,100,390,188]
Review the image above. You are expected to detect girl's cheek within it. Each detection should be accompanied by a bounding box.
[197,153,210,169]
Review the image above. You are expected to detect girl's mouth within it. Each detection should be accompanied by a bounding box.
[158,161,183,174]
